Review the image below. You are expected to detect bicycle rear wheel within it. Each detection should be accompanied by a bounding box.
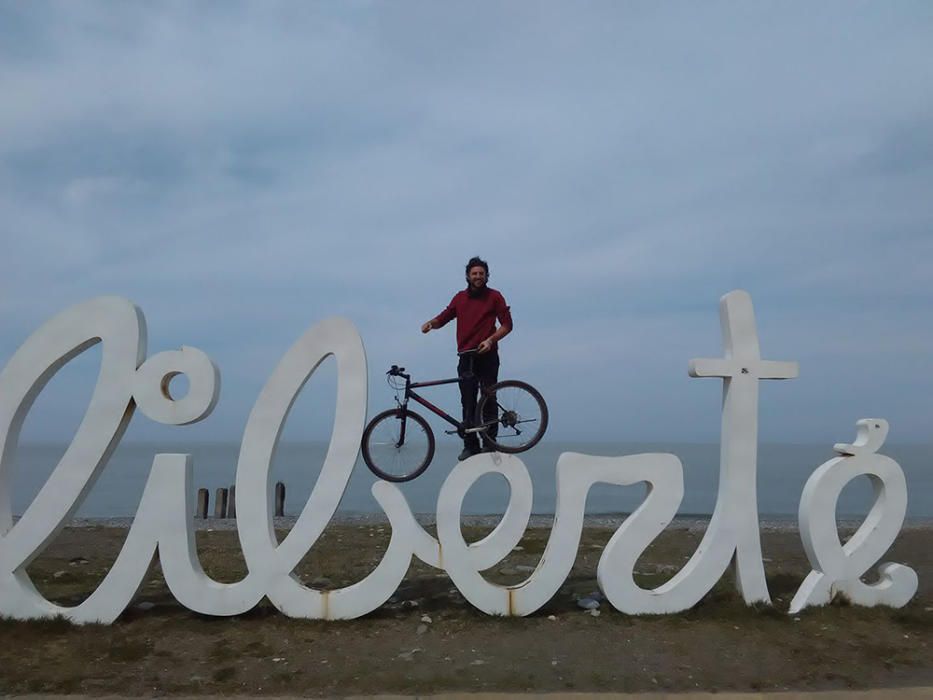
[475,380,548,453]
[361,408,435,482]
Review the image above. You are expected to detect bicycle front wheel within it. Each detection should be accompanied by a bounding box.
[475,380,548,453]
[361,409,435,482]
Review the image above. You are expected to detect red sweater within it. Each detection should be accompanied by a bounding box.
[433,287,513,353]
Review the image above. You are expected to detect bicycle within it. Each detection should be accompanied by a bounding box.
[361,350,548,482]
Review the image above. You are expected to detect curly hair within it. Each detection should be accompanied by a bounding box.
[465,256,489,278]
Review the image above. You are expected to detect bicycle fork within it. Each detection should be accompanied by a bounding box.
[394,401,409,448]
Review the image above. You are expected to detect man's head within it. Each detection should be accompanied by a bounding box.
[465,256,489,291]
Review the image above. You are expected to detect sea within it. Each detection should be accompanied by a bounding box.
[9,441,933,521]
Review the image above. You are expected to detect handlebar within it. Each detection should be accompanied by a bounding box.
[387,365,409,378]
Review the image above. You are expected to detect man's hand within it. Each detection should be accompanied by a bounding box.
[477,339,493,354]
[421,320,433,334]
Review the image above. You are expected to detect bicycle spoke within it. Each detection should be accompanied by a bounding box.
[479,382,546,451]
[365,412,432,480]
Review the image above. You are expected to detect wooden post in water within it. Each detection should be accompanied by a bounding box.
[275,481,286,517]
[214,487,228,519]
[196,488,209,519]
[227,484,236,519]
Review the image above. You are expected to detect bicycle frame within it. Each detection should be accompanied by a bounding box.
[393,367,493,437]
[404,375,466,432]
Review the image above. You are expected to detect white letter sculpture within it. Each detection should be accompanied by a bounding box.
[0,290,918,623]
[596,290,799,613]
[789,419,918,613]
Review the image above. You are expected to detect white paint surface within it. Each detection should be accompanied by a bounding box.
[790,419,917,613]
[0,292,917,623]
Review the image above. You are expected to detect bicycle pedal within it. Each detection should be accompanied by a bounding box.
[444,429,459,435]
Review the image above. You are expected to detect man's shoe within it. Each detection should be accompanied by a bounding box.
[458,447,479,461]
[480,445,495,453]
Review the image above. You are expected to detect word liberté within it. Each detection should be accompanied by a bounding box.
[0,291,917,623]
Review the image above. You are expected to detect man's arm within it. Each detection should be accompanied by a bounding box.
[477,293,513,353]
[422,297,457,334]
[477,323,511,353]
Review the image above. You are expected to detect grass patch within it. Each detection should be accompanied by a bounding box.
[107,639,152,662]
[211,665,238,682]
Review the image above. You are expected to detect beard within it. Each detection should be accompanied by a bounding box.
[467,280,488,298]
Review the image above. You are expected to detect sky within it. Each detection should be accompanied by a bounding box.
[1,2,932,447]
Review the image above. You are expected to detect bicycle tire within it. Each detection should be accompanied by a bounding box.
[475,380,548,453]
[361,408,436,482]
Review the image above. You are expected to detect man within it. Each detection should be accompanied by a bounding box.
[422,256,512,460]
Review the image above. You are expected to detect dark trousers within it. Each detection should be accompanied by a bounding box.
[458,351,499,450]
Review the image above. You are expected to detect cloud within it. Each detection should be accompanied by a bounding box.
[1,2,932,443]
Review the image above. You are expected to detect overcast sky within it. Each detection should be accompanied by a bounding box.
[2,2,932,447]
